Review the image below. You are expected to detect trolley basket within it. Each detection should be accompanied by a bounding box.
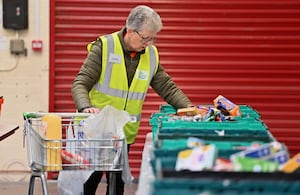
[23,112,126,195]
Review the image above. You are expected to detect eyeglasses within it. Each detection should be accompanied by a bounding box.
[134,30,157,44]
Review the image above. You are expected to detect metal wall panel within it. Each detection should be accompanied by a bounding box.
[50,0,300,177]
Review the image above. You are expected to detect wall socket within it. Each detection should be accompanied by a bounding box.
[10,39,27,56]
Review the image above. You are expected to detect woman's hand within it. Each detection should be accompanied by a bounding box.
[187,103,196,107]
[82,107,100,113]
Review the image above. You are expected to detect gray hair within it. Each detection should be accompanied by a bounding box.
[126,5,163,33]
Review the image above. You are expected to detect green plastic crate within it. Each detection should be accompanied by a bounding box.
[151,177,300,195]
[150,104,264,145]
[158,118,268,131]
[158,104,261,118]
[239,105,261,119]
[151,139,282,175]
[153,119,272,147]
[158,139,265,151]
[151,190,298,195]
[151,116,272,146]
[151,141,265,174]
[150,114,260,129]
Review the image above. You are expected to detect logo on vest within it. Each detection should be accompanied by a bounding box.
[130,116,137,123]
[108,53,122,64]
[137,70,148,80]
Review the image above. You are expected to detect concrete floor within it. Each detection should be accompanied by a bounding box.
[0,172,137,195]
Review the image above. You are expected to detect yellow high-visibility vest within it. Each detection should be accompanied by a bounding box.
[88,32,159,144]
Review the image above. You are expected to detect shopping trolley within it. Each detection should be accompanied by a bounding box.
[23,112,126,195]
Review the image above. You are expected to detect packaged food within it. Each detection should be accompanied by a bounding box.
[187,137,205,148]
[175,144,217,171]
[265,150,289,165]
[177,107,199,116]
[213,157,233,171]
[42,114,62,171]
[280,153,300,173]
[230,141,285,159]
[213,95,242,116]
[232,156,279,172]
[61,150,90,169]
[177,106,209,116]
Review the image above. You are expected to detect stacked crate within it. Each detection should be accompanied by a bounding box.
[148,104,300,195]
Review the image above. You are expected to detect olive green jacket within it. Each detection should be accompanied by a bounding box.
[71,28,191,112]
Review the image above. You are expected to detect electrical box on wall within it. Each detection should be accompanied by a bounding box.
[3,0,28,30]
[10,39,27,55]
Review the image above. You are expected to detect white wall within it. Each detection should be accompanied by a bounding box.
[0,0,49,181]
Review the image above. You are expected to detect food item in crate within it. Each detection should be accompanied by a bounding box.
[264,150,289,166]
[280,153,300,173]
[177,106,209,116]
[42,114,62,171]
[61,150,90,169]
[230,141,285,159]
[175,144,217,171]
[177,105,210,118]
[232,156,279,172]
[202,107,219,121]
[230,141,289,171]
[187,137,205,148]
[177,107,200,116]
[213,157,233,171]
[213,95,242,116]
[196,105,210,116]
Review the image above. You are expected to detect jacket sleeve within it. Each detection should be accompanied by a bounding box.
[150,63,192,109]
[71,42,102,111]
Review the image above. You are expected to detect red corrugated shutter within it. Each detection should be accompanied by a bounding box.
[50,0,300,177]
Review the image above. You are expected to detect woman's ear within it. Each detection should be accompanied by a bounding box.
[127,28,134,34]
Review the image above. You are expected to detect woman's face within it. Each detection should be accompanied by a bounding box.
[125,28,157,52]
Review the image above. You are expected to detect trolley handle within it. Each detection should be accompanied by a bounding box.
[23,112,92,119]
[23,112,38,119]
[22,112,93,148]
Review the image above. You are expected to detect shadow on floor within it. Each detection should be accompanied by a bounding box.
[0,172,137,195]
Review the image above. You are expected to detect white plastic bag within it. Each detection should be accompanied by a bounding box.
[82,105,134,186]
[57,170,92,195]
[57,120,92,195]
[83,105,130,139]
